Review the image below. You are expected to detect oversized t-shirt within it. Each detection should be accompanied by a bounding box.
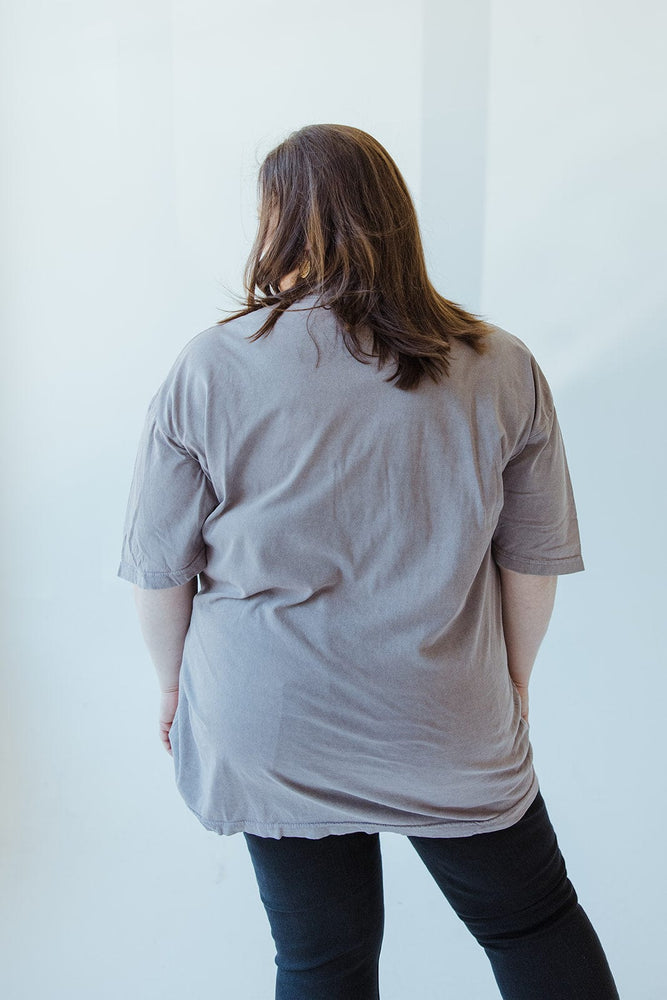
[117,294,584,839]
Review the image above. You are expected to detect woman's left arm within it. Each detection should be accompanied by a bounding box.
[132,578,197,754]
[498,567,557,723]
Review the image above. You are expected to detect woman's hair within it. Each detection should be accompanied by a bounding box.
[217,123,491,390]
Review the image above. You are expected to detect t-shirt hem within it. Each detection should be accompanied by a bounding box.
[184,774,541,840]
[492,546,585,576]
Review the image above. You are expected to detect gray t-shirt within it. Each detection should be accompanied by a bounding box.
[118,294,584,839]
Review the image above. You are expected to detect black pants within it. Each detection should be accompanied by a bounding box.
[244,791,620,999]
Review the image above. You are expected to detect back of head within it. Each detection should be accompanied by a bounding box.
[219,123,491,390]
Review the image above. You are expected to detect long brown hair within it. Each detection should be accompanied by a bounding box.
[217,124,491,390]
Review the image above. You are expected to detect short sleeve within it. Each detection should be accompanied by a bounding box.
[491,355,584,576]
[117,391,219,589]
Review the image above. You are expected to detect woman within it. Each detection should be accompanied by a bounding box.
[118,124,619,999]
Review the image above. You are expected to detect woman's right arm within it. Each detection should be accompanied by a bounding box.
[498,566,558,723]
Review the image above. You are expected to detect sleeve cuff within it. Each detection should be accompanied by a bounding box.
[117,550,206,589]
[492,546,585,576]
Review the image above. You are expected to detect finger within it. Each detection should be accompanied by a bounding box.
[159,726,173,755]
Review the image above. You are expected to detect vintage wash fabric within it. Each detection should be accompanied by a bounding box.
[118,295,584,839]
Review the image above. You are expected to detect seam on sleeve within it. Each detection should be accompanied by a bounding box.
[117,545,207,589]
[492,544,585,576]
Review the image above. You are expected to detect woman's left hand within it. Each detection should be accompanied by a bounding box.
[159,688,179,756]
[513,681,530,724]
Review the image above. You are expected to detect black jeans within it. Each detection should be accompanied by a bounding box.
[244,791,620,999]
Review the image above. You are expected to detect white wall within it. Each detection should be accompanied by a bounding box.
[1,1,664,997]
[480,8,666,997]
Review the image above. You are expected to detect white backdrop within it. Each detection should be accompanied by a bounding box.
[2,1,664,997]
